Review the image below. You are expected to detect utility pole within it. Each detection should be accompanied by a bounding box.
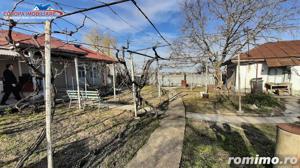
[156,59,161,97]
[44,20,53,168]
[130,53,138,118]
[237,53,243,113]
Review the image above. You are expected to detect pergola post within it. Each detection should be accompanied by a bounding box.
[44,20,53,168]
[74,57,81,109]
[130,53,138,118]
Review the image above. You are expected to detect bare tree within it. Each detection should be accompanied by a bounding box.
[176,0,300,88]
[84,28,116,56]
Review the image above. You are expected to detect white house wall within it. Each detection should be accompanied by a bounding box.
[291,66,300,95]
[235,63,300,95]
[235,63,269,93]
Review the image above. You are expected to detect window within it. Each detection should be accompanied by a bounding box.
[78,66,85,78]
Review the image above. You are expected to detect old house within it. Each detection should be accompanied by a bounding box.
[0,30,116,102]
[225,41,300,95]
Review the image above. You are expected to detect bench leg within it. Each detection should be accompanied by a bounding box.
[98,101,101,112]
[68,99,72,109]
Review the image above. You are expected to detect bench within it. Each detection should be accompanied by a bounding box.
[66,90,108,111]
[66,90,81,109]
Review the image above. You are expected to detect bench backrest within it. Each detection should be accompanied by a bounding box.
[67,90,102,101]
[81,91,101,100]
[66,90,80,100]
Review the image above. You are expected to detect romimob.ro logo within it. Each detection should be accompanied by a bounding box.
[228,155,299,165]
[2,4,63,20]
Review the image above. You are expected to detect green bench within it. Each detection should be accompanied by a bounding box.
[66,90,108,111]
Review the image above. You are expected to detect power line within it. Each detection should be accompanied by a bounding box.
[135,44,169,51]
[130,0,171,46]
[94,0,159,43]
[54,0,131,20]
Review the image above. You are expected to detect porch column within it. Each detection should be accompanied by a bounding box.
[112,63,116,100]
[28,51,37,91]
[17,59,22,77]
[84,63,87,98]
[64,65,68,89]
[74,57,81,109]
[92,63,95,85]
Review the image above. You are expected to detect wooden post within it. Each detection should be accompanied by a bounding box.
[112,63,116,100]
[44,20,53,168]
[130,53,138,118]
[74,57,81,109]
[237,54,243,113]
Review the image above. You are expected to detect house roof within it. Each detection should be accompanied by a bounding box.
[236,41,300,67]
[75,46,116,63]
[0,30,115,63]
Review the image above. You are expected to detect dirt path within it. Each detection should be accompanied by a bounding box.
[187,97,300,124]
[187,112,299,124]
[126,96,185,168]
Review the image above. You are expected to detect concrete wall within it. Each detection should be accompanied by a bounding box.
[149,73,215,87]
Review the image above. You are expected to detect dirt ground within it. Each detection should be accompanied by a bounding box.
[0,86,165,168]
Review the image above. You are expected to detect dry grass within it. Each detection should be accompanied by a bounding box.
[180,89,283,116]
[181,119,277,168]
[0,106,132,168]
[0,85,165,168]
[110,85,169,108]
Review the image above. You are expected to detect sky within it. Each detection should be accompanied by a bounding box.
[0,0,184,70]
[2,0,300,73]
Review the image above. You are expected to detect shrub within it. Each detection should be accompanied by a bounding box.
[243,93,281,107]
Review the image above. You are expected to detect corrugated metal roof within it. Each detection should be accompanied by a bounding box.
[238,41,300,67]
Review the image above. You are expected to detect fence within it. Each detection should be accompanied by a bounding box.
[149,73,215,87]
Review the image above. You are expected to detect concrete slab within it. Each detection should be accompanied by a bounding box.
[126,97,185,168]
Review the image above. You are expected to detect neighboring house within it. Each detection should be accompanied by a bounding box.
[224,40,300,95]
[0,30,116,96]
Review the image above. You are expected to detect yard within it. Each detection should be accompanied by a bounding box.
[181,119,277,168]
[181,87,285,116]
[179,87,300,167]
[0,85,165,168]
